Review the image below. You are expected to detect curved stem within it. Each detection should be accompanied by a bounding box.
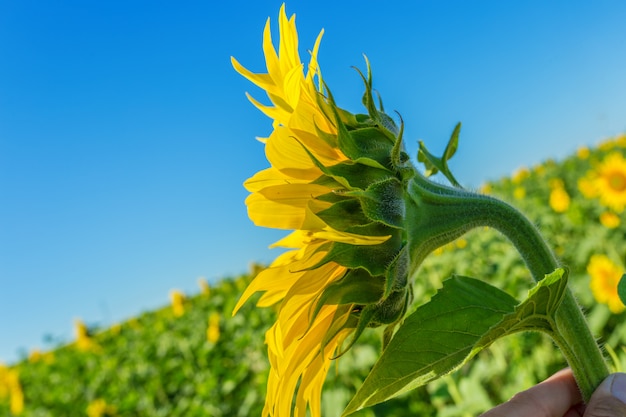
[406,174,609,401]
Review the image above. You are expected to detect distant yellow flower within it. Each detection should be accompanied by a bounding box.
[75,319,98,352]
[533,163,546,176]
[599,211,620,229]
[599,138,617,151]
[513,186,526,200]
[577,146,590,160]
[594,152,626,213]
[110,323,122,335]
[232,6,410,416]
[578,175,598,199]
[27,349,54,365]
[198,278,211,296]
[28,349,42,363]
[512,167,530,184]
[479,183,492,194]
[207,313,221,343]
[86,398,117,417]
[170,290,185,317]
[588,254,625,314]
[0,364,23,415]
[549,185,570,213]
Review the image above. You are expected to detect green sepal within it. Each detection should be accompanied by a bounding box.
[320,304,358,351]
[319,269,385,305]
[343,269,568,415]
[384,245,409,298]
[335,289,408,358]
[310,269,384,328]
[315,191,353,204]
[340,127,395,169]
[316,89,360,129]
[312,224,402,276]
[347,178,405,229]
[334,305,377,358]
[328,86,394,170]
[618,274,626,307]
[316,198,370,231]
[352,57,399,137]
[417,122,462,188]
[298,140,393,190]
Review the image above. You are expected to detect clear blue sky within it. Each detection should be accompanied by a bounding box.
[1,1,625,363]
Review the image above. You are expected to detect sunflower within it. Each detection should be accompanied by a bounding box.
[599,211,620,229]
[549,183,570,213]
[232,6,412,416]
[588,254,625,314]
[594,152,626,213]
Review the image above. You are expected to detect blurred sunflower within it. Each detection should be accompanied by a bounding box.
[207,312,221,343]
[594,152,626,213]
[0,364,23,415]
[549,183,570,213]
[599,211,620,229]
[170,290,186,317]
[588,254,625,314]
[232,5,412,416]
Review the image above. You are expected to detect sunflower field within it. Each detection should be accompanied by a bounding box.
[1,135,625,417]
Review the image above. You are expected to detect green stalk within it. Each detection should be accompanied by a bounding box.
[406,173,609,401]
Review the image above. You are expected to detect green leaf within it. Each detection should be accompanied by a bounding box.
[417,122,462,187]
[618,274,626,307]
[343,269,568,415]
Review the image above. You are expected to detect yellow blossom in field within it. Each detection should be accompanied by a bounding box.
[577,146,590,160]
[170,290,185,317]
[593,152,626,213]
[588,254,625,314]
[549,184,570,213]
[578,175,598,199]
[207,313,221,343]
[28,349,42,363]
[110,323,122,335]
[533,163,546,176]
[198,277,211,296]
[86,398,117,417]
[599,138,617,151]
[28,349,54,365]
[455,238,468,249]
[599,212,620,228]
[75,319,98,352]
[0,364,23,415]
[513,186,526,200]
[512,167,530,184]
[479,183,492,194]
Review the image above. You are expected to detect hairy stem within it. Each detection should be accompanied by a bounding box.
[406,174,609,401]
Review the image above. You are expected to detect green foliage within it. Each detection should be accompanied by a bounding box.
[2,136,625,417]
[345,270,568,415]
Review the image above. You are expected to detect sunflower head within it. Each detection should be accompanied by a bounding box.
[594,152,626,213]
[232,6,415,416]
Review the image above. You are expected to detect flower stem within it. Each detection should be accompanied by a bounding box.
[406,174,609,401]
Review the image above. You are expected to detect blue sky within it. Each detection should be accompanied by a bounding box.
[1,1,625,363]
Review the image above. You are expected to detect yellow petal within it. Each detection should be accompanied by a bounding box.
[245,183,331,229]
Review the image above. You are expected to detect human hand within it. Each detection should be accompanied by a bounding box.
[480,368,626,417]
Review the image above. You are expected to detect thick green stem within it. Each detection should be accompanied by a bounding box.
[406,174,609,401]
